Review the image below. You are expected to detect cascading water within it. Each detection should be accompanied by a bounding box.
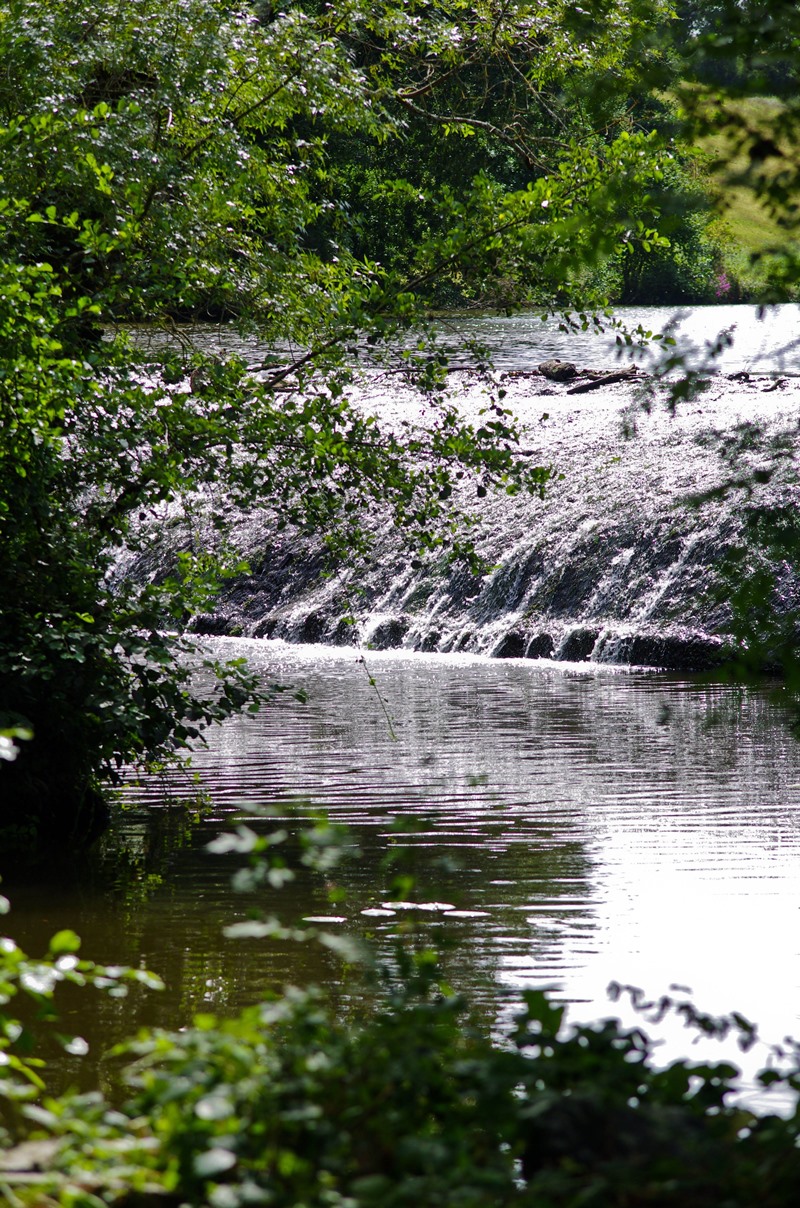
[19,308,800,1095]
[160,368,799,670]
[115,306,800,669]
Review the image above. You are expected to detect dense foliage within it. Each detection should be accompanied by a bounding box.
[672,0,800,301]
[2,818,800,1206]
[0,0,716,326]
[33,983,800,1207]
[0,0,737,857]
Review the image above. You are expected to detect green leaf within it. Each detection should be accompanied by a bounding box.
[48,930,81,956]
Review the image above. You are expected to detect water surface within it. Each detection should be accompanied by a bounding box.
[9,640,800,1099]
[124,303,800,375]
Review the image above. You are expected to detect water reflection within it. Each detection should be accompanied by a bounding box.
[121,304,800,374]
[8,639,800,1093]
[438,305,800,374]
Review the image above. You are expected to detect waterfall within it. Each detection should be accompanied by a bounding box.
[125,369,800,671]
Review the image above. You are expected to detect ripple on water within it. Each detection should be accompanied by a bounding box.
[13,640,800,1091]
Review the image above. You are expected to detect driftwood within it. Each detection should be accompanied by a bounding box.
[538,359,577,382]
[567,368,641,394]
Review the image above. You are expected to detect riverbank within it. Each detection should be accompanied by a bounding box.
[123,368,800,671]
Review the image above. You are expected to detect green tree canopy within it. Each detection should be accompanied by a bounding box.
[0,0,770,858]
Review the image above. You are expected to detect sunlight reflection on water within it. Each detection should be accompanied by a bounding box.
[120,303,800,375]
[8,638,800,1111]
[116,640,800,1094]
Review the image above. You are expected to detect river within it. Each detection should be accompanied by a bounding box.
[124,302,800,374]
[432,304,800,374]
[8,641,800,1106]
[8,304,800,1105]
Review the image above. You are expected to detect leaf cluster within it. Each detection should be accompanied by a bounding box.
[0,889,163,1118]
[6,885,799,1207]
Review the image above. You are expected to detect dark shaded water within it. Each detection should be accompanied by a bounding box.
[8,640,800,1099]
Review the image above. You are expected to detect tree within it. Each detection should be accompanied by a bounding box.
[312,0,721,305]
[0,0,726,859]
[668,0,800,298]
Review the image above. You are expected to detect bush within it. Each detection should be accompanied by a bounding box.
[20,974,800,1208]
[4,815,799,1207]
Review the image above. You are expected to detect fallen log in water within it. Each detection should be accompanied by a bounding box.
[567,367,642,393]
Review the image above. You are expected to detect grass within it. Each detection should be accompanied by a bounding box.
[681,93,800,298]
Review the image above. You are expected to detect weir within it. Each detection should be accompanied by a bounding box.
[20,321,800,1092]
[160,368,800,670]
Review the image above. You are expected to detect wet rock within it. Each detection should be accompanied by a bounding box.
[331,616,358,645]
[483,548,546,612]
[492,630,526,658]
[119,370,800,675]
[557,627,599,661]
[641,632,725,670]
[367,616,410,650]
[525,633,555,659]
[539,537,613,617]
[595,630,726,671]
[188,612,239,636]
[297,610,328,643]
[539,359,578,381]
[251,615,277,638]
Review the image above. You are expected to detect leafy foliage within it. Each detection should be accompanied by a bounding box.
[316,0,722,306]
[0,250,274,852]
[4,816,800,1207]
[23,985,800,1206]
[0,887,163,1118]
[671,0,800,302]
[1,0,724,854]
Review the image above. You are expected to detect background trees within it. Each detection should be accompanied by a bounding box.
[0,0,722,323]
[312,0,723,306]
[670,0,800,299]
[3,2,800,1202]
[0,0,793,858]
